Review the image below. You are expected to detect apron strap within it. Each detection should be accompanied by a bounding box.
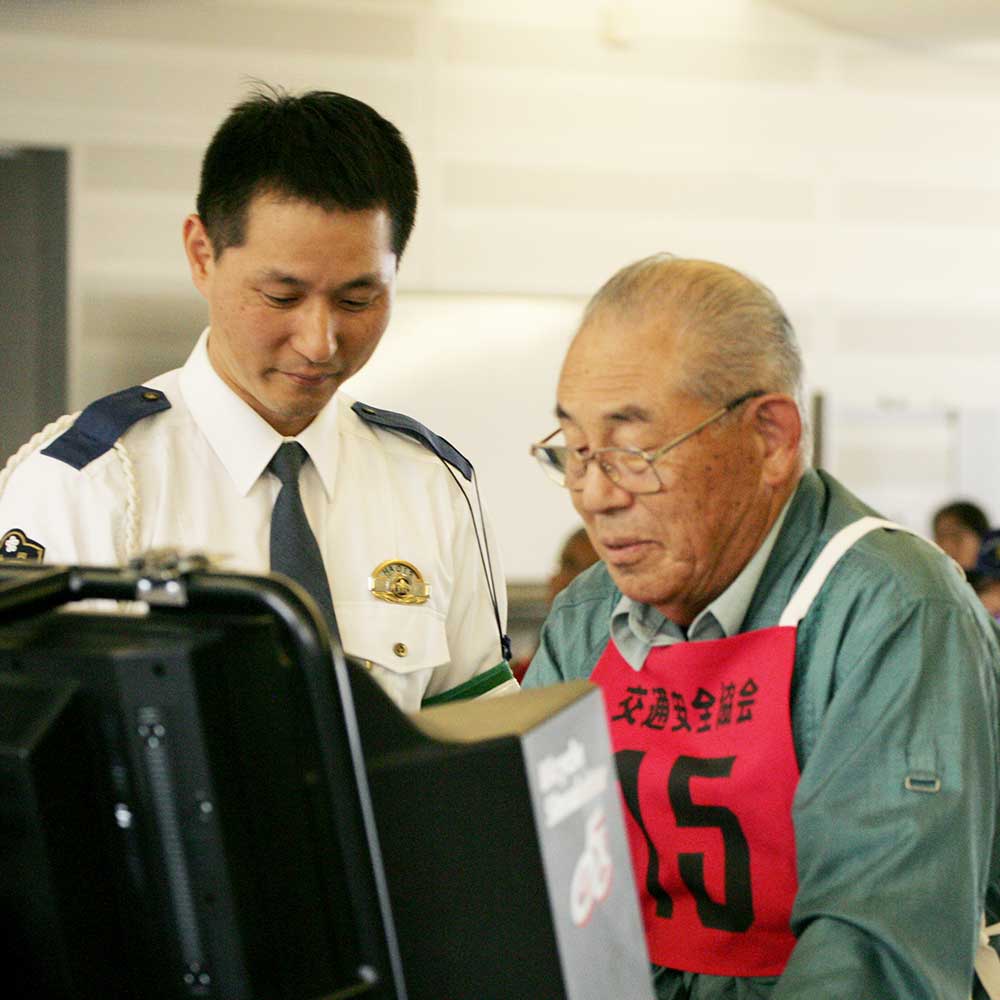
[778,516,908,628]
[774,513,987,992]
[975,915,1000,999]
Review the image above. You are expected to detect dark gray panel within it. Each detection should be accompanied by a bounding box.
[0,148,68,461]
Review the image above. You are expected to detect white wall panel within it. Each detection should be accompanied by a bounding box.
[77,193,193,273]
[840,45,1000,95]
[81,144,203,195]
[439,19,821,85]
[819,227,1000,299]
[1,1,419,60]
[433,213,824,299]
[0,33,419,116]
[824,96,1000,158]
[436,78,836,161]
[442,162,818,222]
[836,181,1000,228]
[834,310,1000,355]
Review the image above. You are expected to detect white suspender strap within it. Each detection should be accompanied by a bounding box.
[975,915,1000,999]
[776,513,993,995]
[777,516,909,628]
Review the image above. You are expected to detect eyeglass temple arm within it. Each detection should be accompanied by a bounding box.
[726,389,767,410]
[647,389,766,459]
[531,389,766,458]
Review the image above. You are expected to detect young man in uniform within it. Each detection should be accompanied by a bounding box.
[524,254,1000,998]
[0,87,517,712]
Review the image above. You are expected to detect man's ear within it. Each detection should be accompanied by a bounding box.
[183,214,214,296]
[752,394,802,487]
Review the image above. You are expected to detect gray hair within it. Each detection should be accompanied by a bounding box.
[582,253,809,458]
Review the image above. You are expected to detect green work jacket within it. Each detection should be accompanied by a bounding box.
[524,469,1000,999]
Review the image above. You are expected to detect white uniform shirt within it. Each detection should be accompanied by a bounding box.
[0,330,517,711]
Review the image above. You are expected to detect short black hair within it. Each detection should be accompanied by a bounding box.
[933,500,990,537]
[196,85,418,259]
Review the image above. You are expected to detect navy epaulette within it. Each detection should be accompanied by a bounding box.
[41,385,171,470]
[351,401,473,482]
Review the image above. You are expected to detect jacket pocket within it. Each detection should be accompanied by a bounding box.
[337,602,449,712]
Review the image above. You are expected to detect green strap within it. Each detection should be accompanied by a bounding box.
[421,661,514,708]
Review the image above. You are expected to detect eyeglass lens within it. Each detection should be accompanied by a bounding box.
[567,451,658,492]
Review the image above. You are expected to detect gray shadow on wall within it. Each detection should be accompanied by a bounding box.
[0,147,67,461]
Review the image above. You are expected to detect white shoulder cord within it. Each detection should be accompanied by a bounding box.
[0,412,142,564]
[0,412,80,496]
[111,438,141,563]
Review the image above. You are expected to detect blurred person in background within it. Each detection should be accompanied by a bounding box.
[933,500,990,581]
[547,525,600,604]
[510,525,599,683]
[974,530,1000,622]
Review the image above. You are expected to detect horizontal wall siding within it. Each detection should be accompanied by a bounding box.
[1,0,999,575]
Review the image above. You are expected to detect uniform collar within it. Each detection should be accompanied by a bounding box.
[179,328,340,498]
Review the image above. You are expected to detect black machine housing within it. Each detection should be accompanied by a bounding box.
[0,562,402,1000]
[0,560,654,1000]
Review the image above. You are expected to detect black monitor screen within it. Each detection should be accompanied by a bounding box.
[0,578,395,1000]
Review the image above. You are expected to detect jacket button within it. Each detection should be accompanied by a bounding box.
[393,642,408,658]
[142,390,160,401]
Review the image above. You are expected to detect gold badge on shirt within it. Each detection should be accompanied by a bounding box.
[368,559,430,605]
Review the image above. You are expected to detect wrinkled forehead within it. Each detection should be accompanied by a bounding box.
[557,307,693,423]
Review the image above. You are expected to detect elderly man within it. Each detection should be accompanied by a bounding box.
[524,255,1000,999]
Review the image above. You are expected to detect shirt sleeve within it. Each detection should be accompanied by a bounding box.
[0,449,123,566]
[420,477,517,706]
[774,595,999,999]
[522,608,570,688]
[523,574,616,689]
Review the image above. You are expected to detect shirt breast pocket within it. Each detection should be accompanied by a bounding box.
[338,603,450,713]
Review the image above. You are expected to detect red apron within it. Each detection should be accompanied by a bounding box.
[591,516,908,978]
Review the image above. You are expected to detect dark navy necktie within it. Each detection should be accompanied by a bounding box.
[268,442,336,630]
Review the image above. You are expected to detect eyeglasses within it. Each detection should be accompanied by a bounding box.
[529,389,765,495]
